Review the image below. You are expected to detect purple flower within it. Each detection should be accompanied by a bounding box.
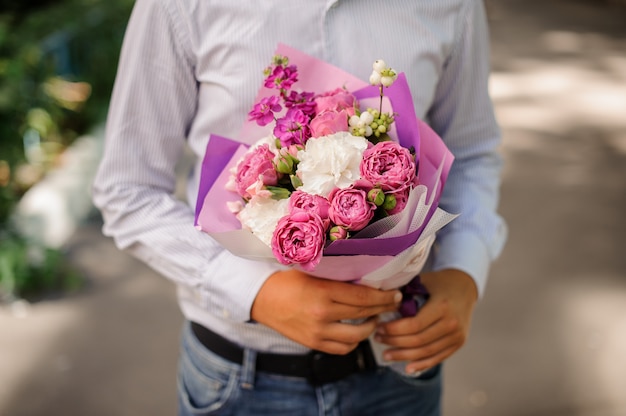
[248,96,282,126]
[271,211,326,271]
[283,91,316,116]
[398,275,430,317]
[273,108,311,147]
[264,64,298,90]
[328,186,377,232]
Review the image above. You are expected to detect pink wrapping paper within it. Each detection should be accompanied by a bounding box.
[194,44,455,285]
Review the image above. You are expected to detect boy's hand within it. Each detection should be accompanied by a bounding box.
[251,269,402,355]
[374,269,478,374]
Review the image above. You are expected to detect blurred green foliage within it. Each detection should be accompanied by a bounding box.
[0,238,83,301]
[0,0,134,300]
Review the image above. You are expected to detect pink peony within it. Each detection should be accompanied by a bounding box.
[314,88,357,115]
[288,190,331,223]
[271,211,326,271]
[328,186,377,231]
[309,109,350,138]
[235,144,279,199]
[360,141,417,192]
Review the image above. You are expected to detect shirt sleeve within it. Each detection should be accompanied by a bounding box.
[91,0,285,321]
[427,0,508,297]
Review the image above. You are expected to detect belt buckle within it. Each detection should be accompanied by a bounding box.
[307,351,341,385]
[307,347,367,386]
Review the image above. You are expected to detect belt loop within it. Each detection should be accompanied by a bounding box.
[240,348,257,390]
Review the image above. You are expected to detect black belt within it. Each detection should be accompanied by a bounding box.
[190,322,377,385]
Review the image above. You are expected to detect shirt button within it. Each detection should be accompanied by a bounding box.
[222,309,230,318]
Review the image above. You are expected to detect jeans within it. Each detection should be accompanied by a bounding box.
[177,322,442,416]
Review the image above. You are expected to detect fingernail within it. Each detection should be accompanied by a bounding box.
[393,291,403,303]
[383,352,392,361]
[376,326,385,335]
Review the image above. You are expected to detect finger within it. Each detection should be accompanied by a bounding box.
[313,340,362,355]
[328,282,402,308]
[404,346,459,374]
[322,317,379,345]
[305,318,378,355]
[383,333,462,364]
[379,299,449,336]
[322,302,401,322]
[376,316,458,349]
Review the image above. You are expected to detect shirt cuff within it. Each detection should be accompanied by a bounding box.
[201,250,288,322]
[431,231,492,298]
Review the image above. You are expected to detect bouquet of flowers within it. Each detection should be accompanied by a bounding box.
[194,44,457,373]
[196,44,455,288]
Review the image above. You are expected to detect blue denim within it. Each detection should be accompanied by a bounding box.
[177,322,442,416]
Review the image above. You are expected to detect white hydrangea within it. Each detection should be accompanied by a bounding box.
[237,196,290,246]
[296,132,368,197]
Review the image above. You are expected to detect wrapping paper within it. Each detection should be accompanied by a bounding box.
[194,44,456,290]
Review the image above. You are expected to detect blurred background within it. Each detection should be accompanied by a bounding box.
[1,0,625,415]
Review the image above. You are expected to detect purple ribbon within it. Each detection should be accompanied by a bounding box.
[398,275,430,317]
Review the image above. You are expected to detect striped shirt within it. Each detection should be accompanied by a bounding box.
[93,0,507,354]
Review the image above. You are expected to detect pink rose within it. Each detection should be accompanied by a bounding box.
[315,88,357,115]
[328,186,377,231]
[271,211,326,271]
[288,191,331,223]
[235,144,279,199]
[360,141,417,192]
[309,109,350,138]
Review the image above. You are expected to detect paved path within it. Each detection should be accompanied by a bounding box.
[1,1,625,415]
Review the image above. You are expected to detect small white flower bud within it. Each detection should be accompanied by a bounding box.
[369,71,382,85]
[372,60,387,72]
[360,111,374,125]
[349,115,361,127]
[381,76,394,87]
